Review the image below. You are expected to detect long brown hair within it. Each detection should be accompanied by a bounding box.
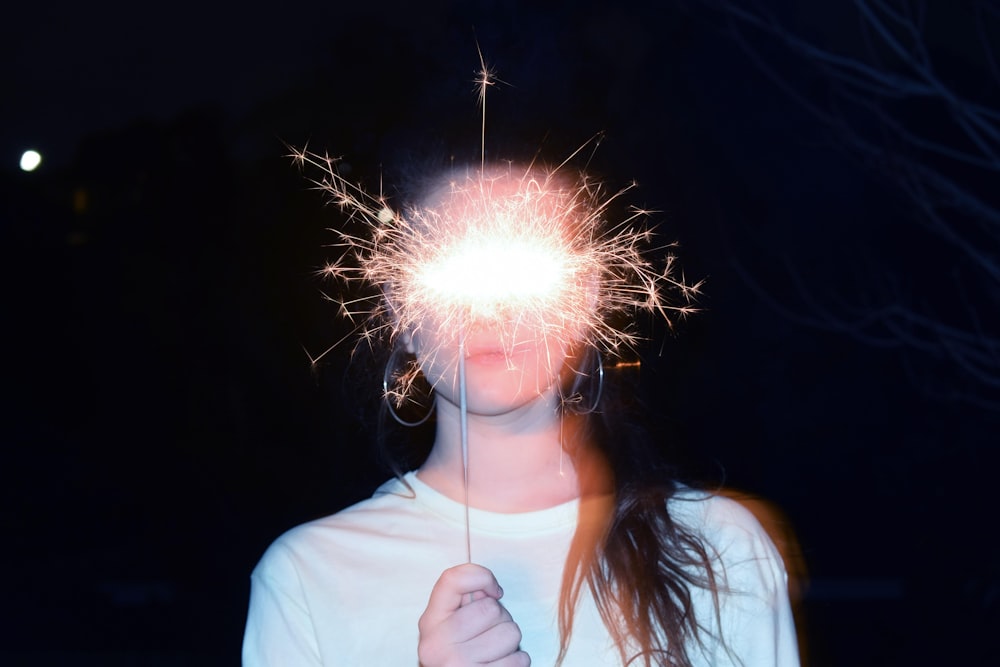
[554,371,726,667]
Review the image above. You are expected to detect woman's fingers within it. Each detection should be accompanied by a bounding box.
[418,563,527,667]
[420,597,523,665]
[419,563,503,630]
[450,596,516,646]
[459,608,522,663]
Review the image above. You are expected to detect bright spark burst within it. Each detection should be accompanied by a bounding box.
[290,142,702,400]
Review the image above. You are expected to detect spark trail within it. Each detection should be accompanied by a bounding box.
[292,145,701,392]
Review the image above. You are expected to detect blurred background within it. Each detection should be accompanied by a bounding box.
[2,1,997,665]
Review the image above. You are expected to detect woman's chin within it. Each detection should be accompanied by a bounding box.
[460,379,563,417]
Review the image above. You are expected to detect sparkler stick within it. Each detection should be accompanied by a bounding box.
[458,330,472,564]
[474,41,501,173]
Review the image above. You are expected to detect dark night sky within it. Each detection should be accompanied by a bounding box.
[2,1,997,665]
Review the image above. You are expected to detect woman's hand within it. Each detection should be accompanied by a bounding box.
[418,563,530,667]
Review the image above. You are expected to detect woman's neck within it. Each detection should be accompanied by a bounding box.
[417,393,585,513]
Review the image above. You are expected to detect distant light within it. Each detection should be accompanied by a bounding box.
[20,150,42,172]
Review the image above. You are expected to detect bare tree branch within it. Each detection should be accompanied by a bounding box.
[700,0,1000,404]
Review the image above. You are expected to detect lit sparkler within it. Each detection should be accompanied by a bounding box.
[293,146,702,392]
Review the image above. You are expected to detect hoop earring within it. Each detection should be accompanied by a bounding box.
[563,348,604,415]
[383,346,435,427]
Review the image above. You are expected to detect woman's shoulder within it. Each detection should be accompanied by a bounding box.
[667,487,788,577]
[668,487,767,536]
[252,476,420,574]
[666,488,802,665]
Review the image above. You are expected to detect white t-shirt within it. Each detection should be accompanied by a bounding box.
[243,473,799,666]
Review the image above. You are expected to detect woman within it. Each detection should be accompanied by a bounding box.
[243,164,799,666]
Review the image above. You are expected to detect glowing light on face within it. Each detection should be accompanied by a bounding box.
[291,145,702,399]
[415,235,568,309]
[391,170,605,345]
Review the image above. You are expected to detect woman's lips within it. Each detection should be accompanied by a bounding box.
[462,342,532,365]
[463,348,512,364]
